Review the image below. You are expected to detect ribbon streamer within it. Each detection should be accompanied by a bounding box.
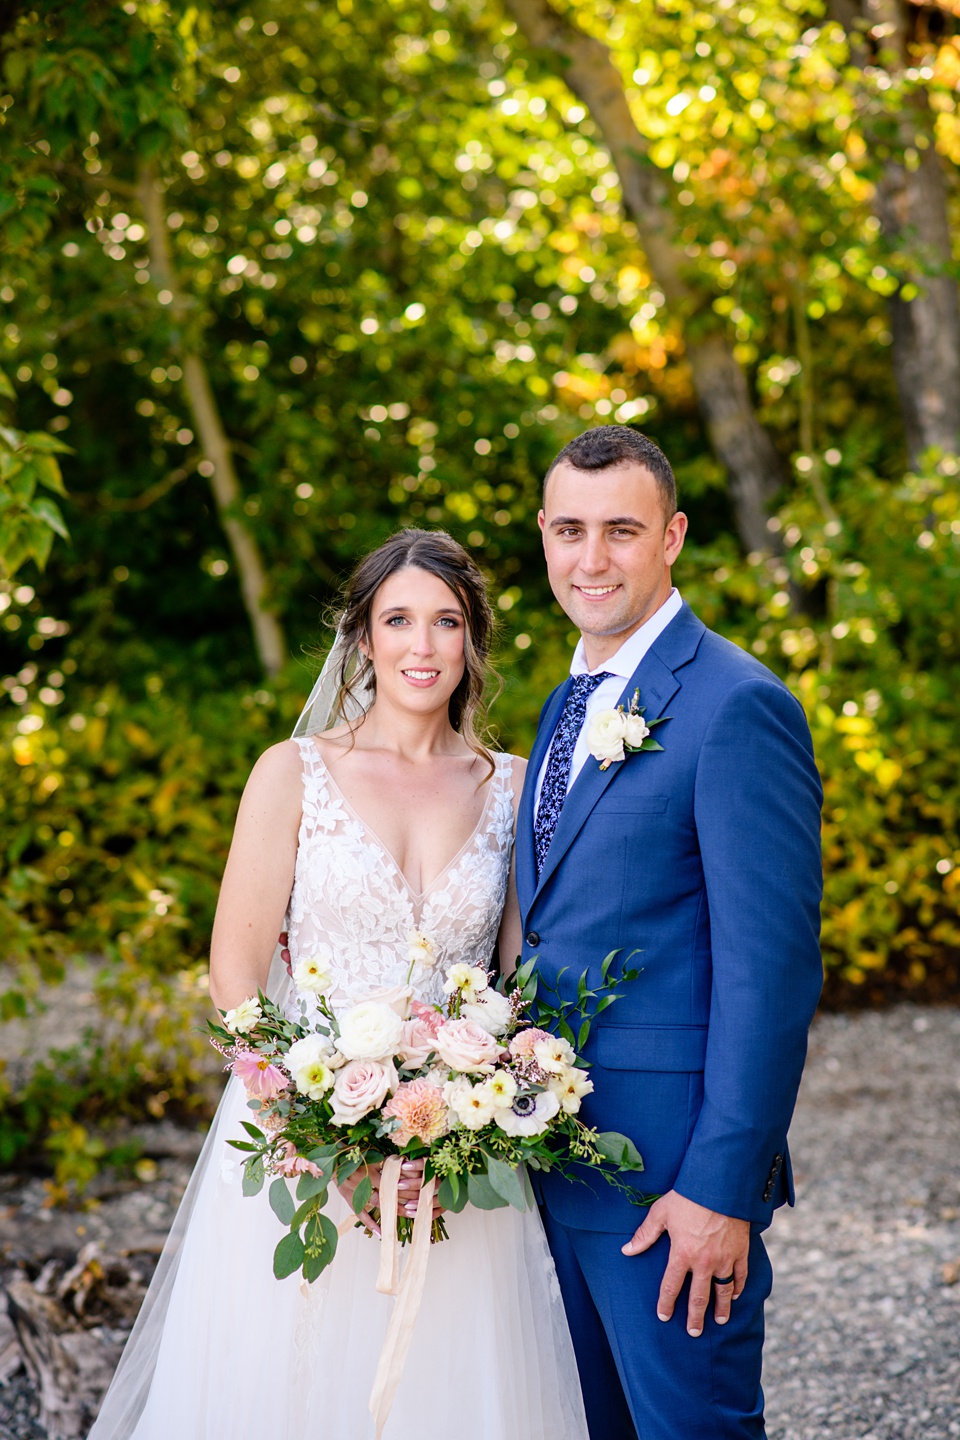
[369,1164,438,1440]
[375,1155,402,1297]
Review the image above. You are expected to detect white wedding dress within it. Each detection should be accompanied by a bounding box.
[89,740,588,1440]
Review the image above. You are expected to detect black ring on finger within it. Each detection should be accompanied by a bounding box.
[713,1273,735,1286]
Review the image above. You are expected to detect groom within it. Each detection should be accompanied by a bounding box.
[516,426,823,1439]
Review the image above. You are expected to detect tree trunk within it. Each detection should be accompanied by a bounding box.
[829,0,960,462]
[503,0,784,552]
[137,168,287,677]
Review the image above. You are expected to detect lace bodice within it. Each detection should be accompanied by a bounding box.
[284,739,515,1011]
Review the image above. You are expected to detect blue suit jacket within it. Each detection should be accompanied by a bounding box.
[517,603,823,1233]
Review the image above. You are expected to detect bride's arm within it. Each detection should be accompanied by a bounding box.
[209,740,302,1012]
[496,754,527,978]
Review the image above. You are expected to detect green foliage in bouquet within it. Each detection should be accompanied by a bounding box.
[209,951,650,1285]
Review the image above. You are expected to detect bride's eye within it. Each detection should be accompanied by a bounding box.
[436,617,461,628]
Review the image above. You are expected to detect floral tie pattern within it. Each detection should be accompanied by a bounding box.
[533,671,612,878]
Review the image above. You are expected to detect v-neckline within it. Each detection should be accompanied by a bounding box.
[310,743,499,901]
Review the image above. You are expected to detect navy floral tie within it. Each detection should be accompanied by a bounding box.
[533,671,612,878]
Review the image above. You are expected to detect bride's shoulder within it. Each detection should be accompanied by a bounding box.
[245,738,306,793]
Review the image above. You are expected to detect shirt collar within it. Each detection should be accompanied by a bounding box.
[570,588,682,678]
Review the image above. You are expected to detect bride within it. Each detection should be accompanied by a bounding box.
[88,528,589,1440]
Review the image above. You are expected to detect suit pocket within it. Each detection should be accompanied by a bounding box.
[596,1023,708,1072]
[592,793,670,815]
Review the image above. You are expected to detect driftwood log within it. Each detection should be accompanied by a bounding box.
[1,1245,153,1440]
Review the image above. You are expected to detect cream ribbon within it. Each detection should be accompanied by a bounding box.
[369,1157,438,1440]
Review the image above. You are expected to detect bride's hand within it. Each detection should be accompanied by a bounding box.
[397,1157,446,1221]
[337,1161,383,1237]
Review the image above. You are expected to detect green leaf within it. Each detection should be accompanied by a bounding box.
[577,1018,591,1050]
[595,1132,644,1171]
[269,1177,296,1225]
[0,369,15,401]
[240,1120,265,1141]
[438,1172,469,1211]
[466,1169,508,1210]
[303,1212,339,1281]
[485,1156,529,1211]
[273,1230,305,1280]
[351,1174,373,1214]
[242,1157,265,1197]
[296,1171,328,1201]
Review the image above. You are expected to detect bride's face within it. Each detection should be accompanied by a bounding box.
[364,567,467,715]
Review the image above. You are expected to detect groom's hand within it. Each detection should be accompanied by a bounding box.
[621,1190,750,1337]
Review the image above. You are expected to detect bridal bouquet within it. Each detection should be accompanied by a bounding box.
[208,942,647,1286]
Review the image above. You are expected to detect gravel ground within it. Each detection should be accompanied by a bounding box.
[763,1006,960,1440]
[1,1005,958,1438]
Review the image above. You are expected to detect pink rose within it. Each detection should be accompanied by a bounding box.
[397,1017,440,1069]
[509,1027,552,1059]
[329,1058,398,1126]
[434,1018,501,1075]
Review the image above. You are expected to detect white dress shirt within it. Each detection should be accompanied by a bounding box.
[534,588,682,812]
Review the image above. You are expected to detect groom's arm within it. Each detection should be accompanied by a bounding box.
[623,676,822,1333]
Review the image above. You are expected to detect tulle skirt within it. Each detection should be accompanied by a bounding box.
[88,1072,588,1440]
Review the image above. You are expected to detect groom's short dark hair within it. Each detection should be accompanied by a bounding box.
[544,425,677,517]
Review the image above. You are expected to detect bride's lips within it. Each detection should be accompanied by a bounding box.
[401,668,441,688]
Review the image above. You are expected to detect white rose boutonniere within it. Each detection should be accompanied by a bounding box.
[587,689,669,771]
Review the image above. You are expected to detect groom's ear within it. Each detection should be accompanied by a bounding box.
[537,509,546,534]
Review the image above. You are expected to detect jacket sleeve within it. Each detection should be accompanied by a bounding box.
[672,676,823,1222]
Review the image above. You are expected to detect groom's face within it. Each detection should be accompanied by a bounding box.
[539,461,687,661]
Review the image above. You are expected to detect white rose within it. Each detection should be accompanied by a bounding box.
[461,988,512,1037]
[336,1000,404,1061]
[548,1065,595,1114]
[222,996,262,1035]
[495,1089,561,1138]
[586,709,626,765]
[293,948,333,995]
[623,713,650,750]
[443,1075,496,1131]
[285,1034,336,1100]
[330,1058,398,1125]
[533,1036,577,1075]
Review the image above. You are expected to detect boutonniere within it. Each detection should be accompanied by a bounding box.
[586,689,670,772]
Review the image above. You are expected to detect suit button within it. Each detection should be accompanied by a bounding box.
[525,932,540,948]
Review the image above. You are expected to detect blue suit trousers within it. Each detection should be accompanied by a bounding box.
[541,1206,772,1439]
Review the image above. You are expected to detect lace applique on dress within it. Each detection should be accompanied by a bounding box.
[285,740,515,1012]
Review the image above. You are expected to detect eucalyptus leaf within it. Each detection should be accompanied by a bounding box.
[269,1177,296,1226]
[273,1231,305,1280]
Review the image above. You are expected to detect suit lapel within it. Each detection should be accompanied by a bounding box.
[530,603,706,902]
[516,678,573,913]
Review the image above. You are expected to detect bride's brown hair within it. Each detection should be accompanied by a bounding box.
[328,528,500,779]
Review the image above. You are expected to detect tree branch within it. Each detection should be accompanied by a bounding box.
[137,165,287,677]
[504,0,784,550]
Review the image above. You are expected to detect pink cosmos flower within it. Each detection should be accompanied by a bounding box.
[508,1027,552,1059]
[382,1079,451,1147]
[273,1142,321,1179]
[232,1051,289,1100]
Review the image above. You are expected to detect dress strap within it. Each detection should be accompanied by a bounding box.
[294,736,326,841]
[294,734,324,778]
